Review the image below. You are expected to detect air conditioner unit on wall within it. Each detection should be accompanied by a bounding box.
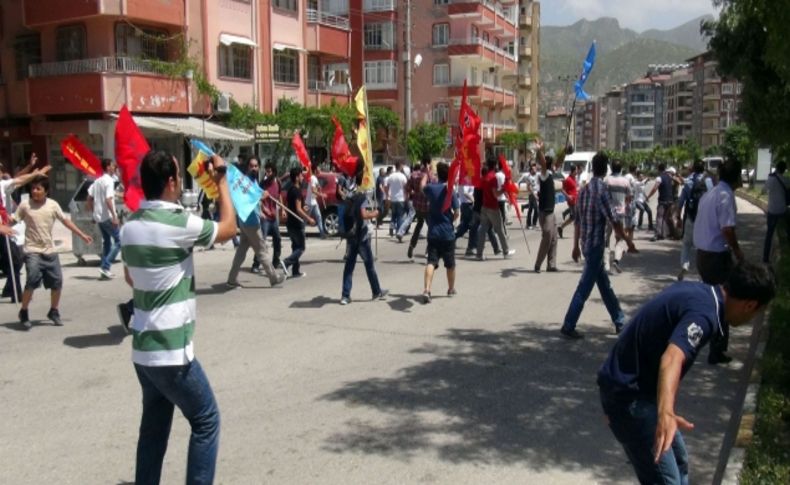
[216,92,231,113]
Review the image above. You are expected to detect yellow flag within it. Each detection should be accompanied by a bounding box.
[354,86,374,191]
[187,149,219,199]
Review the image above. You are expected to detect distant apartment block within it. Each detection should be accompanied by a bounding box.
[686,52,741,151]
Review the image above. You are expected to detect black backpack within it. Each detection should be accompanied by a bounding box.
[686,174,708,222]
[340,192,365,240]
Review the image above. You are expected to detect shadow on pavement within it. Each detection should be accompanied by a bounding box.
[195,283,236,296]
[0,319,48,331]
[63,325,127,348]
[290,295,339,308]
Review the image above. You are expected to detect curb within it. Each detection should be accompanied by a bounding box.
[718,193,770,484]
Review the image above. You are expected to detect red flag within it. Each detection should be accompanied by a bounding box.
[291,132,312,182]
[458,81,482,187]
[61,134,102,177]
[331,116,358,178]
[499,154,522,223]
[114,105,148,212]
[442,158,462,213]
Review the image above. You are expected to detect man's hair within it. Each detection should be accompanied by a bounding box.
[545,156,554,167]
[436,161,449,182]
[395,160,403,170]
[486,157,498,170]
[776,161,787,174]
[692,159,705,174]
[724,261,776,307]
[101,158,113,172]
[592,152,609,177]
[28,175,49,194]
[420,155,431,166]
[386,166,393,174]
[719,159,742,186]
[569,164,578,174]
[140,150,177,200]
[657,162,667,172]
[289,166,302,182]
[611,160,622,175]
[629,165,637,174]
[264,161,277,175]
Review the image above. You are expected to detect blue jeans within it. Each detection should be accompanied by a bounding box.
[562,245,624,332]
[284,224,306,275]
[390,201,405,235]
[134,359,220,485]
[342,237,382,298]
[308,204,325,236]
[455,203,474,239]
[98,219,121,271]
[601,392,689,485]
[260,218,282,265]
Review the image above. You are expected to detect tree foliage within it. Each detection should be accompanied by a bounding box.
[703,0,790,152]
[722,123,757,166]
[406,123,449,162]
[499,132,540,152]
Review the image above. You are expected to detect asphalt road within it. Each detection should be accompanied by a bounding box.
[0,198,766,484]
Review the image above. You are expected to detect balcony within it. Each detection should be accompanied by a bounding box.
[363,0,395,12]
[448,1,517,29]
[703,90,721,101]
[24,0,184,27]
[307,80,350,107]
[519,45,532,59]
[518,74,531,88]
[448,37,517,71]
[308,79,350,95]
[702,108,720,118]
[27,57,191,115]
[519,14,532,28]
[517,105,530,117]
[306,9,350,58]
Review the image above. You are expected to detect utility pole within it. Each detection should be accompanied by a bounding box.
[404,0,412,134]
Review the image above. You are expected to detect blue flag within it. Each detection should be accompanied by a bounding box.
[574,42,597,101]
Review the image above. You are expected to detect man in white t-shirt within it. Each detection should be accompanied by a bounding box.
[87,159,121,279]
[384,161,408,237]
[604,160,634,273]
[305,164,326,238]
[495,165,509,235]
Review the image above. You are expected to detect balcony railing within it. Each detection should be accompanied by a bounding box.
[308,79,350,94]
[449,37,516,61]
[450,0,516,26]
[28,56,177,78]
[306,8,350,29]
[363,0,395,12]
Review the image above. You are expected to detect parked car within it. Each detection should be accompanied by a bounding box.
[562,151,600,186]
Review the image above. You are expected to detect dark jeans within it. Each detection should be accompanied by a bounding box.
[455,203,474,239]
[259,218,282,266]
[526,194,538,227]
[390,201,406,235]
[407,212,426,249]
[764,212,789,263]
[600,392,689,485]
[697,249,734,358]
[342,237,382,298]
[284,224,306,275]
[466,211,499,253]
[134,359,220,485]
[635,201,653,229]
[1,235,22,301]
[98,219,121,271]
[562,245,625,332]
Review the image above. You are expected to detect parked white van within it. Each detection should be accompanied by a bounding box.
[561,151,600,186]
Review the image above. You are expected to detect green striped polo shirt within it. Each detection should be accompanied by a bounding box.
[120,200,217,366]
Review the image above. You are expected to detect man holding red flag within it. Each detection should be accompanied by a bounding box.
[115,105,148,212]
[476,157,514,261]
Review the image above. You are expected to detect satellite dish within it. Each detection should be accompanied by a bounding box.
[414,53,423,68]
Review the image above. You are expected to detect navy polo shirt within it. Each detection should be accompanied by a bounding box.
[597,282,725,402]
[424,182,458,241]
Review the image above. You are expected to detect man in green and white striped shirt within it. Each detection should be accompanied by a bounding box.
[121,150,236,484]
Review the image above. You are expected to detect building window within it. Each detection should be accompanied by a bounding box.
[273,49,299,84]
[433,63,449,86]
[433,103,449,124]
[722,83,734,95]
[323,62,349,89]
[364,22,394,50]
[273,0,298,13]
[14,34,41,80]
[433,0,449,4]
[432,23,449,46]
[363,0,394,12]
[470,66,478,85]
[471,26,479,40]
[219,44,252,80]
[116,24,169,60]
[364,60,397,87]
[56,25,87,62]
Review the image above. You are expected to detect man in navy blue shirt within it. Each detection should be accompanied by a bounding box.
[421,161,459,303]
[598,261,775,484]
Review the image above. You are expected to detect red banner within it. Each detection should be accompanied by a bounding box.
[457,81,482,187]
[60,135,102,178]
[114,105,148,212]
[291,132,312,182]
[331,116,358,178]
[442,159,462,213]
[499,154,522,223]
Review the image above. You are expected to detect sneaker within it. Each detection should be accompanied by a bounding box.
[615,324,624,335]
[99,268,114,280]
[226,281,241,289]
[560,328,584,340]
[504,249,516,259]
[251,266,261,274]
[407,246,414,260]
[340,296,351,306]
[279,260,290,278]
[493,250,501,256]
[612,260,622,274]
[475,255,486,261]
[546,267,559,273]
[396,234,403,243]
[47,308,63,326]
[373,289,389,300]
[677,268,687,281]
[291,272,306,278]
[464,249,474,257]
[117,303,132,333]
[534,266,541,274]
[19,308,31,330]
[422,291,432,304]
[270,273,286,287]
[447,288,457,297]
[708,352,733,365]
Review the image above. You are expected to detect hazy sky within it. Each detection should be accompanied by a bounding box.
[541,0,719,32]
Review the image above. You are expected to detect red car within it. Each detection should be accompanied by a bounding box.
[279,171,344,236]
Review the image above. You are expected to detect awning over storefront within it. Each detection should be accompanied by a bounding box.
[219,34,257,47]
[126,116,254,142]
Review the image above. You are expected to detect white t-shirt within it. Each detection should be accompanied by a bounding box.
[495,171,507,202]
[90,173,115,222]
[385,172,408,202]
[305,176,319,207]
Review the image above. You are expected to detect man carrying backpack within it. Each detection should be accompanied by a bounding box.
[339,161,388,306]
[764,161,790,263]
[676,160,713,281]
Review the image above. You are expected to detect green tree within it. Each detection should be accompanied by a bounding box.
[406,123,448,162]
[499,132,539,157]
[703,1,790,152]
[722,123,757,166]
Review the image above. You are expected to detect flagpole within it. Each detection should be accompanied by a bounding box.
[4,235,19,307]
[518,217,531,254]
[265,193,304,223]
[564,95,577,152]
